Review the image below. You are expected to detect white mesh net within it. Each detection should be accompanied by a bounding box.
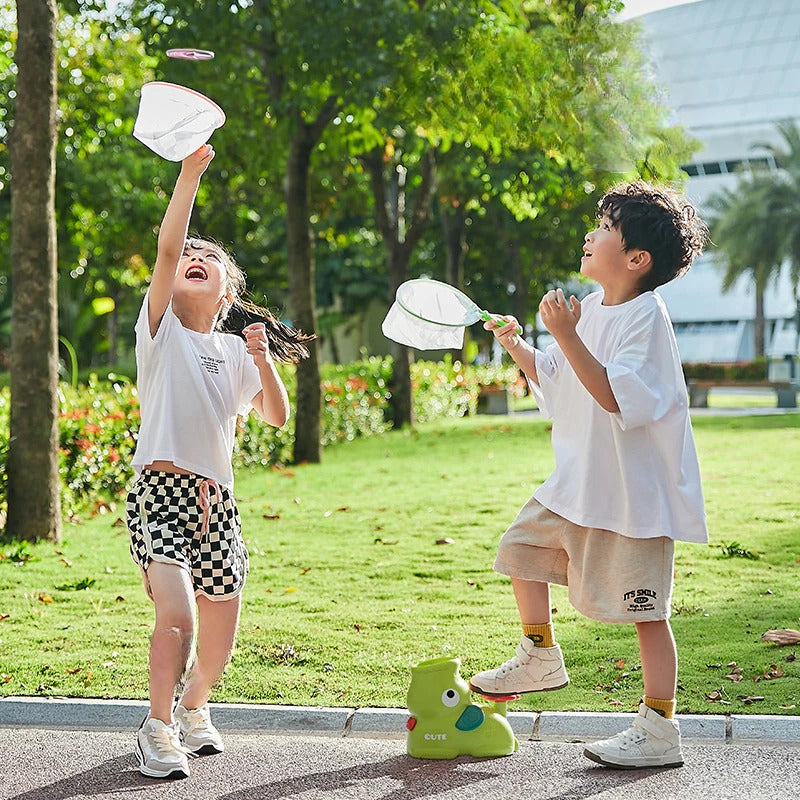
[133,82,225,162]
[382,301,466,349]
[381,280,482,350]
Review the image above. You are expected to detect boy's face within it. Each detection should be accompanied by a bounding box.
[580,214,650,297]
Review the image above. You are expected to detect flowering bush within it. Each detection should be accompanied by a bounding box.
[0,357,525,516]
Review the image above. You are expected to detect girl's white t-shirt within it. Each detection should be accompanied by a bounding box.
[530,290,707,544]
[131,294,263,488]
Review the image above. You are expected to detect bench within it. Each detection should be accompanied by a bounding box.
[686,380,797,409]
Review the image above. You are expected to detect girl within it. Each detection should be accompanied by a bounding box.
[127,145,313,779]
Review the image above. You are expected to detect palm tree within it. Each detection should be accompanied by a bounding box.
[707,121,800,358]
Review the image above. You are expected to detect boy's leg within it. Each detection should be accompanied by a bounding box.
[145,561,196,723]
[469,578,568,696]
[637,619,678,716]
[514,577,557,647]
[583,619,682,769]
[175,593,241,755]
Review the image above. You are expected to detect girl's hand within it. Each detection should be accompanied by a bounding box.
[484,315,522,351]
[243,322,273,365]
[539,288,581,341]
[180,144,215,180]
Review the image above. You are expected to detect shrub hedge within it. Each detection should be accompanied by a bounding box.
[0,357,525,519]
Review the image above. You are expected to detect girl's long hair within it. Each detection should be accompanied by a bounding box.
[186,237,315,364]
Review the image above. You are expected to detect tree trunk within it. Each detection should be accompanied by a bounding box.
[286,125,321,464]
[441,201,467,362]
[754,282,765,358]
[388,242,414,428]
[6,0,61,542]
[364,146,437,428]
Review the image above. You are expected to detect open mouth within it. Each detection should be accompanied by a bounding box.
[185,265,208,281]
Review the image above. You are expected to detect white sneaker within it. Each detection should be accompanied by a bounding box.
[468,636,569,697]
[583,703,684,769]
[175,703,225,755]
[136,717,190,779]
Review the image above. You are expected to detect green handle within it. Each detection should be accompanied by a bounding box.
[479,311,523,336]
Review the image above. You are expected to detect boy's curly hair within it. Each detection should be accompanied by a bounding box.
[598,180,708,291]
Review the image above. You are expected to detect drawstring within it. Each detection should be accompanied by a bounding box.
[198,478,221,537]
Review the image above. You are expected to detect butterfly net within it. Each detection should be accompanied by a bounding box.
[133,82,225,162]
[381,280,481,350]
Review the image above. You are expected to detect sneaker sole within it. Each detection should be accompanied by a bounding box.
[186,743,224,756]
[468,679,569,698]
[136,742,190,780]
[583,748,684,770]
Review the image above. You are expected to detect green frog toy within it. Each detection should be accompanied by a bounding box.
[406,656,519,759]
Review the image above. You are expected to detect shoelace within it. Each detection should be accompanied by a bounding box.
[182,706,216,736]
[149,724,191,757]
[609,723,646,751]
[497,656,521,676]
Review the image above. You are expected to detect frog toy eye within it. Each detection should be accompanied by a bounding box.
[441,688,460,707]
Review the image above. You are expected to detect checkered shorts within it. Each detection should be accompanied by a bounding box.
[127,470,249,600]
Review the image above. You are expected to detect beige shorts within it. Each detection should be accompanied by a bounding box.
[494,498,674,624]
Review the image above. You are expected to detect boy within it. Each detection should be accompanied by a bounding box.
[470,180,708,769]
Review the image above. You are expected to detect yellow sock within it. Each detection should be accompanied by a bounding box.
[522,622,555,648]
[644,696,676,719]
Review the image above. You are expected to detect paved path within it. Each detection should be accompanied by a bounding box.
[2,727,799,800]
[1,698,799,800]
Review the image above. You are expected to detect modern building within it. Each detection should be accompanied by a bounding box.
[639,0,800,368]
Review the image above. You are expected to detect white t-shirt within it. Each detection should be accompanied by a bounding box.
[131,294,263,488]
[530,290,707,544]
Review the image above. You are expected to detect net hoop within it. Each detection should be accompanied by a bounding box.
[394,279,481,328]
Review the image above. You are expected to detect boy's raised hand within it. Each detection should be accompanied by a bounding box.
[484,315,522,351]
[539,288,581,341]
[180,144,215,180]
[242,322,273,366]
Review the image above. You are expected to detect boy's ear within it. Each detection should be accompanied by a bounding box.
[628,249,653,274]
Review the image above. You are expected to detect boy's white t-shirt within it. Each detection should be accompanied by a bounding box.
[131,294,263,488]
[530,290,707,544]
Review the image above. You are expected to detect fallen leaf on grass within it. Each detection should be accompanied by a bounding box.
[37,594,53,604]
[0,614,9,621]
[754,664,784,682]
[336,507,350,512]
[60,558,72,568]
[436,538,455,545]
[761,629,800,645]
[284,586,297,594]
[1,675,11,683]
[299,568,311,575]
[66,667,82,675]
[725,666,744,682]
[705,689,731,704]
[614,659,626,669]
[262,512,280,521]
[737,695,765,705]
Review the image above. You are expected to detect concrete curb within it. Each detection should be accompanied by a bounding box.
[1,697,798,744]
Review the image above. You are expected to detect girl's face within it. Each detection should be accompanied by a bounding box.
[173,241,230,312]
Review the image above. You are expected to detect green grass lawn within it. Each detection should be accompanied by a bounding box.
[1,413,798,716]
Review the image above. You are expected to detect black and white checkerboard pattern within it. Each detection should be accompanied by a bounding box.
[127,471,249,598]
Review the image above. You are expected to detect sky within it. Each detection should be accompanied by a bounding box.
[616,0,703,22]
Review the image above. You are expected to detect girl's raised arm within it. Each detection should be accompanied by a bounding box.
[147,145,215,337]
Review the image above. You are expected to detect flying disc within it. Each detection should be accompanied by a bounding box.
[133,81,225,162]
[166,48,215,60]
